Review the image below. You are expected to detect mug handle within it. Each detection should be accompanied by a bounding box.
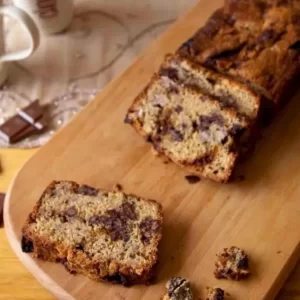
[0,6,40,62]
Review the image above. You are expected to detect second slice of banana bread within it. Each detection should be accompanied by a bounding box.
[125,75,250,182]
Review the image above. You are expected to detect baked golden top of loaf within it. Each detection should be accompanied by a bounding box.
[159,54,260,120]
[126,75,250,182]
[21,181,163,285]
[178,0,300,104]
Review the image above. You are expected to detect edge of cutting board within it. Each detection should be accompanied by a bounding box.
[4,0,300,299]
[4,164,73,300]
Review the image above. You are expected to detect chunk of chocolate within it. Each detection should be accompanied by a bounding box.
[65,206,77,217]
[139,217,161,244]
[121,202,137,220]
[114,183,123,191]
[160,68,179,81]
[194,154,213,166]
[230,124,244,136]
[0,103,46,144]
[21,236,34,253]
[199,114,224,131]
[75,185,99,196]
[169,128,184,142]
[104,273,131,287]
[185,175,201,184]
[89,202,137,242]
[17,100,43,125]
[175,105,183,113]
[0,115,30,143]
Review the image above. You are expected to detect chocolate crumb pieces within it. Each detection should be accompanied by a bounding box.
[163,277,193,300]
[215,246,250,280]
[185,175,201,184]
[206,287,225,300]
[115,183,123,191]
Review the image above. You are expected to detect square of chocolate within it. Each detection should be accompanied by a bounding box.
[17,100,43,125]
[0,115,30,143]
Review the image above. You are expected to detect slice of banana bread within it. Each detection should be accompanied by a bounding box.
[159,54,260,120]
[21,181,163,286]
[125,75,250,182]
[178,1,300,107]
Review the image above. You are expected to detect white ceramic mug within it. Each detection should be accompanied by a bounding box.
[12,0,74,35]
[0,3,40,86]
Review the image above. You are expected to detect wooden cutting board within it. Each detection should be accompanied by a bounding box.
[4,0,300,299]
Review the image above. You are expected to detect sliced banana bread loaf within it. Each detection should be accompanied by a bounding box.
[178,1,300,108]
[21,181,163,286]
[125,75,250,182]
[159,54,260,120]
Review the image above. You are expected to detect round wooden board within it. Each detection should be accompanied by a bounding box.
[4,0,300,299]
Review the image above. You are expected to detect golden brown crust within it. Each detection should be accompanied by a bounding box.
[22,181,163,286]
[178,1,300,108]
[161,53,261,120]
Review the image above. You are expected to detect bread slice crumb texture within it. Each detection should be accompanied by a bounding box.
[22,181,163,285]
[127,75,249,182]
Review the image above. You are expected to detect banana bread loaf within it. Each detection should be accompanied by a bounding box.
[125,75,250,182]
[21,181,163,286]
[178,0,300,107]
[159,54,260,120]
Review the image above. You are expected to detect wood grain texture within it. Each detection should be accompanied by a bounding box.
[0,149,54,300]
[3,0,300,299]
